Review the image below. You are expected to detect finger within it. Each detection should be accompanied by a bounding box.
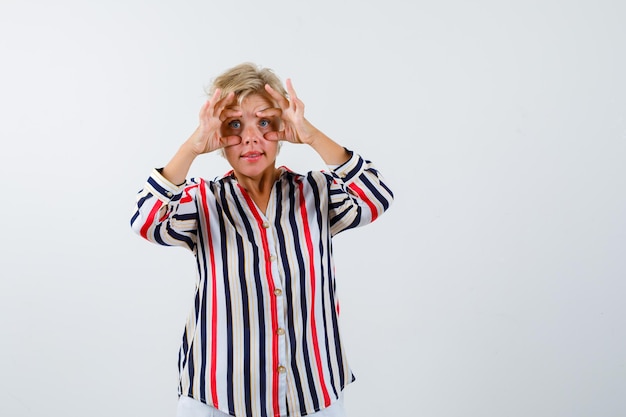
[222,135,242,148]
[263,130,284,142]
[199,99,212,118]
[265,84,289,108]
[214,91,236,116]
[219,90,236,106]
[211,88,222,102]
[285,79,298,101]
[200,89,222,118]
[220,108,243,122]
[255,107,282,118]
[207,88,222,110]
[285,79,305,114]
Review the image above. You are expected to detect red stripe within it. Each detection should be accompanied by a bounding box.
[199,180,220,408]
[181,184,199,203]
[140,200,163,240]
[238,185,281,416]
[298,181,331,407]
[349,183,379,222]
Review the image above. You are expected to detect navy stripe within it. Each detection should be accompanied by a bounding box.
[154,224,168,246]
[187,239,203,397]
[163,224,193,249]
[360,174,391,211]
[277,178,306,412]
[237,232,253,417]
[294,177,320,412]
[130,152,394,417]
[135,191,153,211]
[216,184,236,414]
[179,329,189,374]
[130,210,140,227]
[334,155,363,181]
[327,235,345,391]
[308,175,339,399]
[187,344,195,397]
[147,176,169,196]
[174,212,197,221]
[195,187,211,400]
[279,179,309,414]
[227,181,255,417]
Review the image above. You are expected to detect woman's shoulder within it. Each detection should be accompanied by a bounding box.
[278,166,333,183]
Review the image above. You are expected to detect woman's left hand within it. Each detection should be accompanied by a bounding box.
[260,79,320,145]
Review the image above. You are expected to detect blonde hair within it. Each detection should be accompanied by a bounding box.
[206,62,287,104]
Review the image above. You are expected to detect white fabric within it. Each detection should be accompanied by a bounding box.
[132,151,393,417]
[176,395,346,417]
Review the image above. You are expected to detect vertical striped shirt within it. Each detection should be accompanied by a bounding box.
[130,150,393,417]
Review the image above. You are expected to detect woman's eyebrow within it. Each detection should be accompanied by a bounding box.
[258,107,281,114]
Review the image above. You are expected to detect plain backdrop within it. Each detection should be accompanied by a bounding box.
[1,0,625,416]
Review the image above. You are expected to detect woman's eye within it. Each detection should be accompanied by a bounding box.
[228,120,241,129]
[259,119,270,128]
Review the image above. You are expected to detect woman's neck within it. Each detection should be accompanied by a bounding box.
[234,167,280,214]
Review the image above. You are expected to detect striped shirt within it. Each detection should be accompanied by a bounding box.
[130,150,393,417]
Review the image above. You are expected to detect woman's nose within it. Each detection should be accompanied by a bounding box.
[242,125,260,144]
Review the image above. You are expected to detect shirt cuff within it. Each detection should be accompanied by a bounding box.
[330,149,364,183]
[145,168,187,202]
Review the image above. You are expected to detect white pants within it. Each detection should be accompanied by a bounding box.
[176,395,346,417]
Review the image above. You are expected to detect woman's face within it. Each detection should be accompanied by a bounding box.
[221,94,282,181]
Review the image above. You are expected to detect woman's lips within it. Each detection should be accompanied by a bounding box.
[241,151,263,161]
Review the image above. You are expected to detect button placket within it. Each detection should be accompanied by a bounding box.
[274,282,289,413]
[263,218,288,395]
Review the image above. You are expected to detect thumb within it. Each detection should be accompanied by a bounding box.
[222,135,242,148]
[263,130,284,142]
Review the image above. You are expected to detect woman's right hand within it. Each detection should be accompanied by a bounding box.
[188,89,242,155]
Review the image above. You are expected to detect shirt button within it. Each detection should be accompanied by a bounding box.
[276,328,285,335]
[166,191,173,197]
[269,255,277,262]
[262,222,270,228]
[277,366,287,374]
[274,288,282,296]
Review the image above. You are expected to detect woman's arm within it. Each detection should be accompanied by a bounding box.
[131,89,241,248]
[261,79,350,166]
[161,89,241,185]
[130,170,200,250]
[326,151,394,235]
[262,79,393,233]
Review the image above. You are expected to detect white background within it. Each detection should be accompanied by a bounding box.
[1,0,625,416]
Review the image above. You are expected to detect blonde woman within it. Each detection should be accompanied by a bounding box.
[131,63,393,417]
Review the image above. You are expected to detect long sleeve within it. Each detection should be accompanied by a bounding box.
[326,150,394,236]
[130,168,199,251]
[129,150,394,417]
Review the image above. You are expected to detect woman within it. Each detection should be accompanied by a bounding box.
[131,63,393,417]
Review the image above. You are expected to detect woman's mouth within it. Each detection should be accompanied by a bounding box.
[241,151,263,162]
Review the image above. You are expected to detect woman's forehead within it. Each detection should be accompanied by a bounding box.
[228,93,276,111]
